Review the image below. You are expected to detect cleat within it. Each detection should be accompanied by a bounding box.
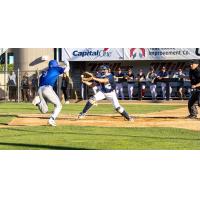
[32,96,40,106]
[48,118,56,126]
[127,116,134,122]
[77,113,86,119]
[186,115,197,119]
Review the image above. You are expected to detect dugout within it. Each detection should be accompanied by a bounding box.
[69,60,191,100]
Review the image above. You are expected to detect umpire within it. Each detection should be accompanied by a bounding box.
[187,60,200,119]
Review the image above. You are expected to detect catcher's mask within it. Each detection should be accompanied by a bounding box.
[100,65,109,75]
[48,60,59,68]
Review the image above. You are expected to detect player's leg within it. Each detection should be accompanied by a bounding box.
[128,84,132,100]
[42,86,62,126]
[78,91,105,119]
[33,86,48,114]
[187,91,198,118]
[141,84,145,98]
[106,91,133,121]
[92,86,98,94]
[119,84,124,100]
[153,84,157,100]
[115,84,119,98]
[161,83,166,99]
[92,86,98,106]
[150,85,154,100]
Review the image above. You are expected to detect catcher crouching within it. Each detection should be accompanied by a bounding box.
[78,65,134,121]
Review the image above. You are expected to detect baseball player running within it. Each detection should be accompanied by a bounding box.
[32,60,70,126]
[78,65,133,121]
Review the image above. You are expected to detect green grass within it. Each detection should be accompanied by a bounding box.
[0,102,198,150]
[0,102,184,115]
[0,126,199,150]
[0,115,16,125]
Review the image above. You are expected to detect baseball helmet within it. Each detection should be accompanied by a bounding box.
[100,65,109,70]
[48,60,59,68]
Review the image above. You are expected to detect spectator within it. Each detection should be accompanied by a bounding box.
[157,66,169,100]
[61,73,70,104]
[173,67,186,100]
[125,68,135,100]
[8,71,17,101]
[21,72,30,102]
[146,67,157,101]
[31,74,39,100]
[136,69,146,100]
[114,67,125,100]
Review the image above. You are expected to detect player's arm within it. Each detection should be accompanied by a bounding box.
[82,80,96,87]
[92,77,109,84]
[191,82,200,89]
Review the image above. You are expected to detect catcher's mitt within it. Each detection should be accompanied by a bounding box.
[81,71,94,82]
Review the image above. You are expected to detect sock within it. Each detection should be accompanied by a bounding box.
[82,101,93,114]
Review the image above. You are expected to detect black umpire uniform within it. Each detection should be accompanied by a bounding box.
[188,60,200,118]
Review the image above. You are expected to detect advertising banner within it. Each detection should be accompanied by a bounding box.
[124,48,200,60]
[62,48,124,61]
[62,48,200,61]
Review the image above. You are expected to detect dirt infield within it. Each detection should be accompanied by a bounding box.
[7,107,200,131]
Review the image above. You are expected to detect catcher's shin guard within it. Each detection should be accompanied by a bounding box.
[116,107,132,121]
[82,99,95,114]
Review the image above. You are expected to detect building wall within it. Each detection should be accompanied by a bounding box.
[12,48,54,71]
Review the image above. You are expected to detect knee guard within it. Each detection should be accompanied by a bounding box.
[116,106,124,114]
[89,96,97,105]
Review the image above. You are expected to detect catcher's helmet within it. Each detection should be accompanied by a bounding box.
[100,65,109,70]
[48,60,59,68]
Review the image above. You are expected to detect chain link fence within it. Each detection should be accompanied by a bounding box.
[0,68,74,103]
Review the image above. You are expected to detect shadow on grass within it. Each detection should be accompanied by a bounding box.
[0,142,91,150]
[1,127,200,142]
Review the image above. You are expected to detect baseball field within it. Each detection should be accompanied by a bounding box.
[0,101,200,150]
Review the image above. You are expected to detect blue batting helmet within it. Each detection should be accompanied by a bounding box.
[48,60,59,68]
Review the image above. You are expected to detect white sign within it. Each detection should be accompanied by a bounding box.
[62,48,124,61]
[124,48,200,60]
[62,48,200,61]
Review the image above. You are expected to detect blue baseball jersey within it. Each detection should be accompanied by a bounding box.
[100,73,116,93]
[39,67,65,87]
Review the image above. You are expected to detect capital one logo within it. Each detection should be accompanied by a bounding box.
[130,48,145,59]
[103,48,109,52]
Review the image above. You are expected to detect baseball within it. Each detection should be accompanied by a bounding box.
[81,75,84,78]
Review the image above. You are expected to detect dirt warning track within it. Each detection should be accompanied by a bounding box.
[7,108,200,131]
